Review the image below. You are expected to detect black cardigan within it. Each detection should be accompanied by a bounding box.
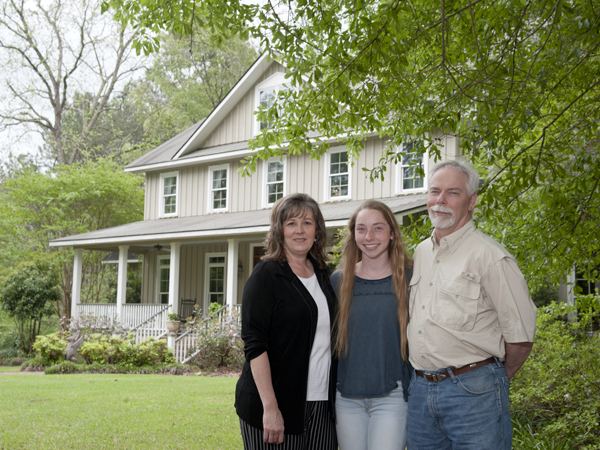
[234,258,338,434]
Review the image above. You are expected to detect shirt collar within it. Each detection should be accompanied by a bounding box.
[430,220,476,253]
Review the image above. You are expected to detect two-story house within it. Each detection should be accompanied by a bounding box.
[49,53,461,360]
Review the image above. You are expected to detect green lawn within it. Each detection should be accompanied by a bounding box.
[0,365,23,373]
[0,373,243,449]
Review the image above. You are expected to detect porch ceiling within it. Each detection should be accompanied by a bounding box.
[49,194,427,250]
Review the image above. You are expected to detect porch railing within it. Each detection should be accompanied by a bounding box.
[173,304,241,364]
[129,304,170,344]
[74,303,169,329]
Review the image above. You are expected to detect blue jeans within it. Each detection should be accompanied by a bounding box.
[407,359,511,450]
[336,383,408,450]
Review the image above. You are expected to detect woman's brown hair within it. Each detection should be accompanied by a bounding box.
[262,193,328,269]
[333,200,413,360]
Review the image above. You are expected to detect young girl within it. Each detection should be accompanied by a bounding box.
[331,200,413,450]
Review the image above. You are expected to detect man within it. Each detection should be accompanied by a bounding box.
[407,160,537,450]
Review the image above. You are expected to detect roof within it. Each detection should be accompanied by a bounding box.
[49,194,427,250]
[125,53,274,173]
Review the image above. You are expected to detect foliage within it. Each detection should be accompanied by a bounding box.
[531,283,560,309]
[576,293,600,333]
[0,260,61,353]
[79,335,174,367]
[0,158,144,316]
[189,311,243,371]
[44,360,186,375]
[32,332,69,366]
[167,312,180,321]
[104,0,600,289]
[510,302,600,449]
[208,301,223,316]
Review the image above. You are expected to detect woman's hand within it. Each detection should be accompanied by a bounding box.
[262,406,285,444]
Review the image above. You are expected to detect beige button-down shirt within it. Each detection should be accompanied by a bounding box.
[408,221,537,371]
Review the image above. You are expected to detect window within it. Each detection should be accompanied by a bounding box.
[208,164,229,212]
[254,73,290,135]
[326,149,350,200]
[160,172,178,217]
[396,141,427,193]
[205,254,226,308]
[264,158,286,206]
[575,265,600,296]
[158,256,170,304]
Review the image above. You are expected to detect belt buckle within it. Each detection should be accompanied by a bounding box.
[424,372,447,382]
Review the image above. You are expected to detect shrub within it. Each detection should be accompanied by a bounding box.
[129,338,174,366]
[510,302,600,449]
[32,332,68,365]
[208,302,223,316]
[79,334,173,367]
[190,311,244,371]
[60,312,130,339]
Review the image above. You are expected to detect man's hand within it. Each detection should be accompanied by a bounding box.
[504,341,534,379]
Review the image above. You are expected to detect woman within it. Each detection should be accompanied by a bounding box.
[235,193,338,450]
[331,200,413,450]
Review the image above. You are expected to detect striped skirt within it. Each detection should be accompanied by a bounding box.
[239,401,337,450]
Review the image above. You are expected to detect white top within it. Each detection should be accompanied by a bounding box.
[408,220,537,371]
[298,273,331,401]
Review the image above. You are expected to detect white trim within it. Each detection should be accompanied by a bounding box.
[157,255,171,304]
[262,157,287,207]
[207,163,230,213]
[324,146,351,202]
[254,72,291,136]
[174,53,272,159]
[395,142,428,194]
[204,252,228,313]
[159,171,179,218]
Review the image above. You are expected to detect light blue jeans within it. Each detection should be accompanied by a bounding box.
[335,383,408,450]
[407,358,511,450]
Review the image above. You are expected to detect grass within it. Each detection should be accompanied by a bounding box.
[0,366,23,373]
[0,373,242,449]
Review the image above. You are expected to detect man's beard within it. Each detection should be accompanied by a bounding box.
[429,205,456,229]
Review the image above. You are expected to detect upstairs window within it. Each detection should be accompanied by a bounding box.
[264,158,286,207]
[160,172,178,217]
[255,72,290,135]
[208,164,229,212]
[326,148,351,200]
[396,141,427,193]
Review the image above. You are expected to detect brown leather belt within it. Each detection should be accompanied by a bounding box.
[416,357,496,382]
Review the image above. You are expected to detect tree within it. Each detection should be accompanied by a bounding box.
[0,260,61,353]
[103,0,600,288]
[0,0,144,166]
[0,158,145,316]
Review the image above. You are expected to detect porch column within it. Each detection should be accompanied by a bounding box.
[168,242,181,316]
[116,245,129,322]
[71,248,83,318]
[226,238,239,308]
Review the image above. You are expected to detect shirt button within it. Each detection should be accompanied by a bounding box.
[421,355,425,359]
[429,282,433,286]
[436,260,440,263]
[422,306,425,309]
[418,330,422,334]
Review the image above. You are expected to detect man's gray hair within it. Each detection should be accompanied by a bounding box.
[430,160,480,196]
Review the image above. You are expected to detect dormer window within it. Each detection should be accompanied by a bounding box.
[160,171,178,217]
[396,141,427,194]
[326,147,351,201]
[255,72,290,135]
[208,164,229,212]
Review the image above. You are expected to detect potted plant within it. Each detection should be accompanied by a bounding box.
[166,312,180,333]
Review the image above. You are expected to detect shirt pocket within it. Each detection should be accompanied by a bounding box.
[432,278,481,331]
[408,275,420,316]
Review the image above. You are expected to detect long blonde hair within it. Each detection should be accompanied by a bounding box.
[333,200,413,360]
